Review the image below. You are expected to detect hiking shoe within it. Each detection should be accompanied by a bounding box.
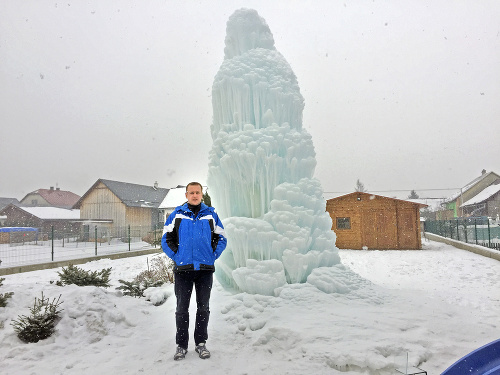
[195,343,211,359]
[173,346,187,361]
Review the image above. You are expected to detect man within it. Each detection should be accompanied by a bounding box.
[161,182,227,361]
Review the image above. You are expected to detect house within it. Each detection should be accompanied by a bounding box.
[158,185,187,223]
[158,185,208,224]
[0,198,20,225]
[73,179,169,236]
[0,197,20,211]
[461,183,500,218]
[438,170,500,219]
[326,192,427,250]
[0,204,82,236]
[20,187,81,209]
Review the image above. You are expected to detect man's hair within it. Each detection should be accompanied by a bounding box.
[186,182,203,192]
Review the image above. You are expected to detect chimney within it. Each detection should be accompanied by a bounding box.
[153,181,158,190]
[482,169,486,175]
[50,186,54,191]
[56,187,60,191]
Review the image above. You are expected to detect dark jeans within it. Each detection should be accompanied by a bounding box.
[174,270,213,349]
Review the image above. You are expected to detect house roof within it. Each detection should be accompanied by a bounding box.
[0,197,20,211]
[0,204,80,220]
[73,179,169,209]
[21,188,81,208]
[159,185,210,210]
[159,186,187,209]
[446,171,500,203]
[461,184,500,207]
[327,192,428,208]
[407,198,445,211]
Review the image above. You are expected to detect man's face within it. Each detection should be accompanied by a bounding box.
[186,185,203,205]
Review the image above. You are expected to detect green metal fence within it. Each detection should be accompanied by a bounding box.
[424,217,500,250]
[0,225,164,268]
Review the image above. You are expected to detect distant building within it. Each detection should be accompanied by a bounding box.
[20,187,81,209]
[73,179,169,236]
[158,185,209,224]
[158,185,187,223]
[461,184,500,218]
[0,204,82,234]
[0,197,20,211]
[438,170,500,219]
[326,192,427,250]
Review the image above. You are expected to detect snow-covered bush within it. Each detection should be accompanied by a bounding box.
[116,278,163,298]
[116,255,174,298]
[11,293,63,343]
[0,278,14,308]
[55,264,112,287]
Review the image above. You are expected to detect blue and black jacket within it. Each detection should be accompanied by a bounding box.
[161,202,227,272]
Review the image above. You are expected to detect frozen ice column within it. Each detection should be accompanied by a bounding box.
[209,8,313,218]
[208,9,340,294]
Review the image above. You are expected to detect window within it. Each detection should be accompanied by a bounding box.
[336,217,351,230]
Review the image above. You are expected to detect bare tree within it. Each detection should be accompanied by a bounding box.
[355,179,367,192]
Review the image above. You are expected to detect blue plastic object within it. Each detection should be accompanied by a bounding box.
[441,339,500,375]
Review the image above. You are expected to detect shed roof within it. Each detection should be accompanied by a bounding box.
[327,192,428,208]
[73,179,169,209]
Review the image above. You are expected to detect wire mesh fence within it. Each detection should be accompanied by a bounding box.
[424,217,500,250]
[0,225,164,268]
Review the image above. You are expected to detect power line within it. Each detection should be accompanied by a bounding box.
[323,188,460,194]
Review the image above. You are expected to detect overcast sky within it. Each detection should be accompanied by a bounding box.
[1,0,498,201]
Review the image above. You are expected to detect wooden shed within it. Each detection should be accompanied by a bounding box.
[326,192,427,250]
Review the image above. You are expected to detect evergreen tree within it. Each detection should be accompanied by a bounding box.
[202,190,212,207]
[0,278,14,307]
[408,190,419,199]
[11,293,63,343]
[56,264,112,287]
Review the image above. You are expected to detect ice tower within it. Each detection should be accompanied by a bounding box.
[208,9,341,295]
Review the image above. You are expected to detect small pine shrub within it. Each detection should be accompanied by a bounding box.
[11,293,63,343]
[116,278,164,298]
[116,255,174,297]
[0,278,14,307]
[56,264,112,287]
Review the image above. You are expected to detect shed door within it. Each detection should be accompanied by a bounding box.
[362,209,395,249]
[397,209,418,249]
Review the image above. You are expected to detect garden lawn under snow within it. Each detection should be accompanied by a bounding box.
[0,239,499,375]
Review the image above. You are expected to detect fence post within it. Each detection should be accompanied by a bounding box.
[128,225,131,251]
[95,226,97,256]
[456,220,460,241]
[475,219,478,245]
[51,225,54,261]
[464,219,468,243]
[487,219,491,248]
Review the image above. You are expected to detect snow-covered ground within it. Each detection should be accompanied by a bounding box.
[1,240,499,375]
